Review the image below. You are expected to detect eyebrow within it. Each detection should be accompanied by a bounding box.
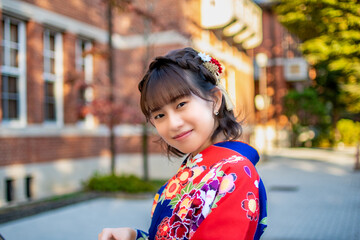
[150,94,188,113]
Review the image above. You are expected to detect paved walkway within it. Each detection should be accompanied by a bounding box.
[259,148,360,240]
[0,148,359,240]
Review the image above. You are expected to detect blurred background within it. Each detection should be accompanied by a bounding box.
[0,0,359,239]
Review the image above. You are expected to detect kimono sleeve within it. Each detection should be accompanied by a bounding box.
[135,229,149,240]
[191,160,261,240]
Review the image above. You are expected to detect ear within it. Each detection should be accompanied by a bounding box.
[212,87,223,114]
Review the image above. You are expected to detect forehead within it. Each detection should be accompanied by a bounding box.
[144,66,196,112]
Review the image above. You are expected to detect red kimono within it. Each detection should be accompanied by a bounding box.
[136,141,267,240]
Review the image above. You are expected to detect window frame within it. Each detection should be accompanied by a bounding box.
[42,28,63,127]
[75,38,94,127]
[1,15,27,127]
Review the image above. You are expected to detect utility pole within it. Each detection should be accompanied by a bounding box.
[141,0,156,182]
[107,1,116,175]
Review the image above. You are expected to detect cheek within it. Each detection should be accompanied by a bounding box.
[153,123,167,138]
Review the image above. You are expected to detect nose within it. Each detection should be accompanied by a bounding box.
[168,111,184,130]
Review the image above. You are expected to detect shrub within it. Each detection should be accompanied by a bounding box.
[284,87,331,147]
[84,173,166,193]
[336,119,360,146]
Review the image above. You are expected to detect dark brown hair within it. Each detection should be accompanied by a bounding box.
[138,47,242,157]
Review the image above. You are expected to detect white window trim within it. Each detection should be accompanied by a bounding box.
[1,16,27,128]
[42,29,64,127]
[75,39,93,83]
[76,39,94,128]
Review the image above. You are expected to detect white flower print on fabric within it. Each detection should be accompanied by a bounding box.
[193,153,204,163]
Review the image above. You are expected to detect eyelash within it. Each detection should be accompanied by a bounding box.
[154,113,164,120]
[177,101,186,108]
[152,101,187,120]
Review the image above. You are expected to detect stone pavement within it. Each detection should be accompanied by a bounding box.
[0,147,359,240]
[259,148,360,240]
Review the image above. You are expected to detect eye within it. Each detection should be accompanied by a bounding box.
[153,113,164,120]
[176,101,187,109]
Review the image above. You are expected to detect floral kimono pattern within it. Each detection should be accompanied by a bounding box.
[136,141,267,240]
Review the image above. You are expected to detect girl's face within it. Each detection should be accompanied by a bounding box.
[150,91,222,156]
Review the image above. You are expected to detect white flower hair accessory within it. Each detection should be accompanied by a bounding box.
[197,51,234,111]
[198,52,212,62]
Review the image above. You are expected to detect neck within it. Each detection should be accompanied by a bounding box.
[190,133,227,159]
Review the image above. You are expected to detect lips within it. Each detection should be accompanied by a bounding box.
[173,130,193,140]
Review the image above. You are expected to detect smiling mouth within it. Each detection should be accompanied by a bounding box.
[173,130,193,140]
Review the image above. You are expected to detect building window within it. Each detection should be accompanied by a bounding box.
[5,178,14,202]
[1,16,26,125]
[43,29,63,125]
[1,75,19,119]
[25,175,33,200]
[76,38,93,124]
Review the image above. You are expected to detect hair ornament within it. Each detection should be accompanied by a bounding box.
[198,52,223,80]
[198,51,234,111]
[198,52,212,62]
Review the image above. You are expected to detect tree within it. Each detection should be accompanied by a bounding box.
[84,0,161,177]
[274,0,360,123]
[103,0,155,176]
[284,87,330,147]
[68,0,150,176]
[72,0,181,176]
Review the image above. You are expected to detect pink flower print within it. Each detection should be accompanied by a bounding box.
[219,173,237,194]
[199,179,220,217]
[241,192,259,221]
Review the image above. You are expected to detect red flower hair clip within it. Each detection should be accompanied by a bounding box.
[198,52,223,79]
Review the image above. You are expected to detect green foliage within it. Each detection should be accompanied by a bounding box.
[336,119,360,145]
[274,0,360,117]
[285,88,329,122]
[284,87,331,146]
[84,173,166,193]
[340,83,360,113]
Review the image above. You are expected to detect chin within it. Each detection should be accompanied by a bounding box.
[173,146,195,155]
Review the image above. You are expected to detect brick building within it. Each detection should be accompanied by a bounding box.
[252,0,310,149]
[0,0,262,207]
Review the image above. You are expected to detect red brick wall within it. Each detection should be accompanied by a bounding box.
[20,0,107,30]
[0,136,108,166]
[114,45,182,94]
[1,0,244,168]
[20,0,185,35]
[252,8,290,124]
[113,0,185,36]
[63,32,78,124]
[26,20,44,124]
[0,134,163,166]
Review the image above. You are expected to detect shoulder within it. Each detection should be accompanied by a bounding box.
[214,141,260,166]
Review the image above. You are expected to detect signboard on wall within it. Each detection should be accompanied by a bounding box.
[284,58,308,81]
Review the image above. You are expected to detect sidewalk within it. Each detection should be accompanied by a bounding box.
[259,147,360,240]
[0,148,359,240]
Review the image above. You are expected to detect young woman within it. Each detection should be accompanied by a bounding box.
[98,47,267,240]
